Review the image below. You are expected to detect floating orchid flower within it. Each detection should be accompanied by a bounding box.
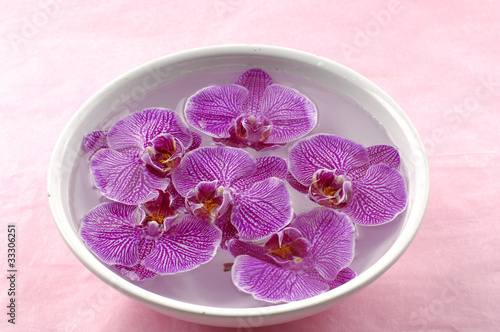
[228,208,356,303]
[80,190,221,281]
[288,134,407,226]
[184,68,317,150]
[171,146,292,244]
[85,108,201,205]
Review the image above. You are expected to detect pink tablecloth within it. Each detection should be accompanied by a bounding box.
[1,1,499,331]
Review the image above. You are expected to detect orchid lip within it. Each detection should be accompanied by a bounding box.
[235,115,273,142]
[186,181,233,222]
[309,169,352,207]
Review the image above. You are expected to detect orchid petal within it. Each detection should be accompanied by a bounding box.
[185,85,249,138]
[228,239,277,265]
[324,267,356,290]
[171,146,256,197]
[115,237,157,281]
[90,149,169,204]
[232,156,288,191]
[348,145,401,180]
[289,134,369,186]
[107,108,192,150]
[231,255,328,303]
[291,208,355,280]
[286,171,309,194]
[186,131,203,152]
[80,203,143,266]
[83,130,108,155]
[143,215,221,274]
[234,68,273,113]
[259,85,317,144]
[115,264,157,281]
[232,178,292,241]
[143,190,178,226]
[215,208,239,250]
[344,164,407,226]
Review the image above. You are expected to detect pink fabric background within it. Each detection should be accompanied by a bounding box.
[1,0,499,330]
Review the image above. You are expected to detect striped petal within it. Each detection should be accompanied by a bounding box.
[231,156,288,191]
[344,164,407,226]
[184,85,248,138]
[348,145,401,180]
[90,148,169,204]
[259,85,317,144]
[80,203,143,266]
[235,68,273,113]
[289,134,368,186]
[291,208,355,280]
[143,215,221,274]
[107,108,192,150]
[232,178,292,241]
[231,255,329,303]
[171,146,256,197]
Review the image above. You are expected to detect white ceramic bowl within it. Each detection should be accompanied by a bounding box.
[48,44,429,328]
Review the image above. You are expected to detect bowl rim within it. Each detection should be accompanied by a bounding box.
[48,44,429,323]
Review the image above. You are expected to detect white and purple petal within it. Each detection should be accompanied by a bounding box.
[231,255,329,303]
[114,237,157,281]
[235,68,273,113]
[348,145,401,180]
[228,239,277,265]
[171,146,256,197]
[80,203,143,266]
[107,108,192,150]
[90,148,169,204]
[231,177,292,241]
[323,267,356,290]
[291,208,355,280]
[259,85,317,144]
[184,85,249,138]
[215,208,239,250]
[289,134,369,186]
[83,130,108,155]
[143,215,221,274]
[186,131,203,152]
[286,171,309,194]
[344,164,407,226]
[231,156,288,192]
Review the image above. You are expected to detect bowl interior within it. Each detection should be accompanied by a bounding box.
[48,45,428,324]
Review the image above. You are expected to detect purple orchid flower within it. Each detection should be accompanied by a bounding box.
[288,134,407,226]
[228,208,356,303]
[184,68,317,150]
[171,146,292,245]
[80,190,221,281]
[84,108,201,205]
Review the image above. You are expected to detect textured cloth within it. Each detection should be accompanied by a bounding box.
[1,0,499,331]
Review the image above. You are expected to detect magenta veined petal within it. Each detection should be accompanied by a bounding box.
[291,208,355,280]
[343,164,407,226]
[80,203,143,267]
[83,130,108,155]
[171,146,256,197]
[289,134,369,186]
[115,237,157,281]
[324,267,357,290]
[90,148,169,204]
[184,85,249,138]
[107,108,192,150]
[232,177,292,241]
[235,68,273,113]
[231,155,288,191]
[259,85,317,144]
[347,144,401,180]
[231,255,329,303]
[143,215,221,274]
